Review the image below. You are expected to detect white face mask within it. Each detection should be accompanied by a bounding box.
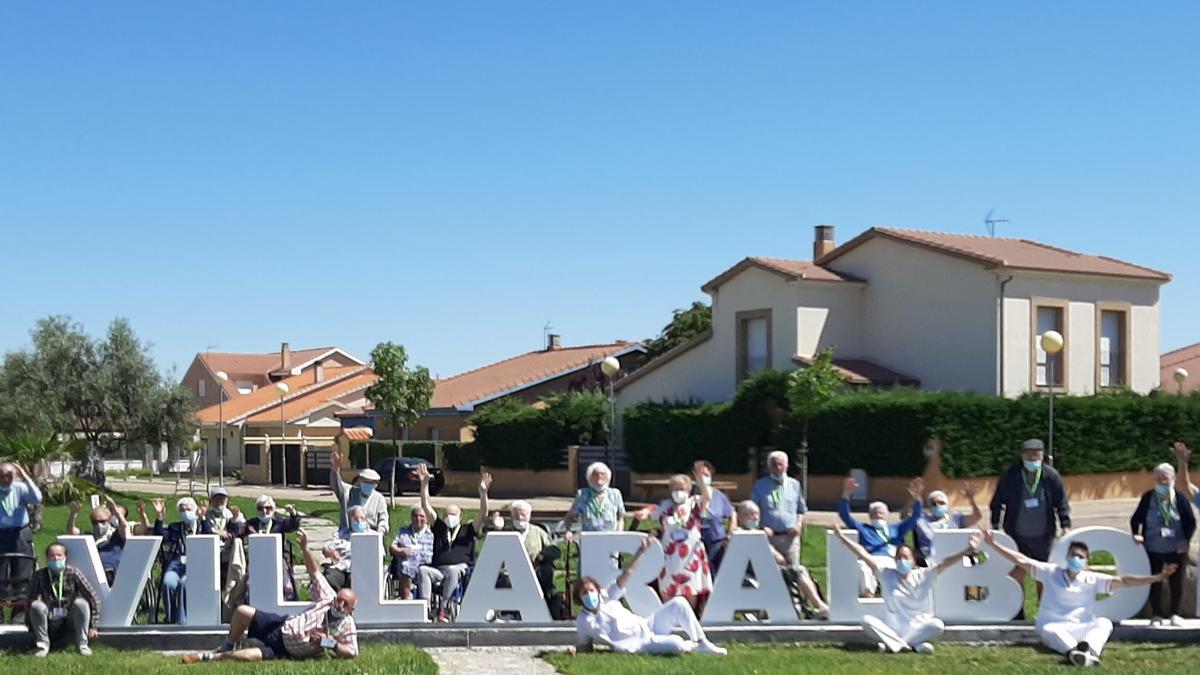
[445,514,461,530]
[701,475,712,487]
[491,516,504,530]
[671,490,689,505]
[513,518,529,532]
[589,479,608,491]
[872,518,889,531]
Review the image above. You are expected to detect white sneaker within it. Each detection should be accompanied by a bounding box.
[876,642,888,653]
[1170,615,1186,627]
[1149,617,1163,627]
[1069,649,1088,666]
[696,640,728,656]
[1082,652,1101,668]
[34,643,50,658]
[915,642,935,654]
[79,645,93,656]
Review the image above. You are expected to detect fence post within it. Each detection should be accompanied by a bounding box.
[435,442,446,470]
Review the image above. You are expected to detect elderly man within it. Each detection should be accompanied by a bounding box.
[983,529,1170,667]
[152,496,213,624]
[736,500,828,619]
[839,476,924,596]
[183,529,358,663]
[329,449,389,539]
[202,488,244,586]
[749,451,808,584]
[1131,461,1194,625]
[66,495,127,580]
[563,462,626,540]
[390,506,435,599]
[989,438,1071,617]
[418,465,491,622]
[0,461,42,613]
[322,505,370,592]
[28,543,100,657]
[505,499,565,619]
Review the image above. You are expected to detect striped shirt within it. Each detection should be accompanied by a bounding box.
[281,572,358,658]
[30,566,100,631]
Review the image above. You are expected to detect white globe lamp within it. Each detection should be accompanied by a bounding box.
[1040,330,1064,355]
[601,356,621,378]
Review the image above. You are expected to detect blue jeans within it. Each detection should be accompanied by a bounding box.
[161,558,187,624]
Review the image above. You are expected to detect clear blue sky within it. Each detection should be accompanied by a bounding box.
[2,3,1197,379]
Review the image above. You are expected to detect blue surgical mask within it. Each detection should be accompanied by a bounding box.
[1023,460,1042,472]
[582,591,600,611]
[360,483,376,496]
[180,510,198,524]
[1067,555,1087,573]
[743,519,759,530]
[896,559,913,574]
[350,521,367,533]
[1156,484,1172,496]
[931,505,949,518]
[48,559,66,572]
[328,606,346,622]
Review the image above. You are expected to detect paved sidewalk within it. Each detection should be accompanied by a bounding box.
[428,646,559,675]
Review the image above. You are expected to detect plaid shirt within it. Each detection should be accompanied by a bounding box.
[30,566,100,631]
[281,572,358,658]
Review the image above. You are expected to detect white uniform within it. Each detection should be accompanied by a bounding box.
[575,583,706,654]
[862,567,945,653]
[1032,562,1115,655]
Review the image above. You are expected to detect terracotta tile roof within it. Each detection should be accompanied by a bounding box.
[198,347,344,399]
[793,354,920,387]
[244,370,379,424]
[701,256,861,293]
[196,366,369,424]
[339,427,374,441]
[1161,343,1200,394]
[425,342,644,410]
[820,227,1170,282]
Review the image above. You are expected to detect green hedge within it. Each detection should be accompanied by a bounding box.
[348,441,443,467]
[468,392,610,471]
[622,372,1200,478]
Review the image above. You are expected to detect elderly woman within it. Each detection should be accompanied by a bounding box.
[692,460,736,574]
[564,462,626,539]
[153,496,214,624]
[633,463,714,606]
[1132,461,1195,626]
[243,495,302,600]
[912,488,982,563]
[323,505,369,592]
[737,500,829,619]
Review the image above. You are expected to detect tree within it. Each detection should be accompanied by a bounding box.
[644,301,711,360]
[786,347,845,494]
[364,341,435,466]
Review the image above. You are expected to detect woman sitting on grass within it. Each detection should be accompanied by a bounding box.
[570,535,727,657]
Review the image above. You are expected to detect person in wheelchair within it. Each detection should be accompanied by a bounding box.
[322,505,369,592]
[736,500,829,620]
[389,506,434,600]
[495,500,567,620]
[66,495,127,583]
[0,461,41,623]
[152,496,213,624]
[27,543,100,657]
[240,495,302,600]
[418,465,490,622]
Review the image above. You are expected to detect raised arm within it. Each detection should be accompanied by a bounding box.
[988,473,1005,529]
[417,463,436,522]
[1112,563,1177,590]
[329,449,350,502]
[616,536,654,590]
[838,478,860,528]
[961,487,982,528]
[14,463,41,504]
[474,472,492,532]
[693,462,712,514]
[297,529,319,577]
[106,496,126,536]
[831,526,880,576]
[933,532,982,575]
[980,527,1034,573]
[66,501,82,536]
[897,478,925,534]
[1175,443,1197,502]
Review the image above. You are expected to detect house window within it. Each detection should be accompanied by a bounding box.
[429,427,440,441]
[1035,305,1065,388]
[198,379,206,399]
[1099,309,1127,388]
[245,443,261,466]
[736,309,772,381]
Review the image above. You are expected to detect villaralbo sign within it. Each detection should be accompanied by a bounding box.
[60,527,1157,628]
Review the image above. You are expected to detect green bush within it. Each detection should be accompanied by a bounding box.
[468,392,609,471]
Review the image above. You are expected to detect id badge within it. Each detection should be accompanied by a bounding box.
[1161,527,1176,539]
[320,636,337,649]
[1023,498,1039,509]
[180,555,187,565]
[50,607,67,621]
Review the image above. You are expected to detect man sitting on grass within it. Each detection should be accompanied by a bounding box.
[569,536,727,657]
[27,543,100,657]
[981,528,1173,667]
[182,529,359,663]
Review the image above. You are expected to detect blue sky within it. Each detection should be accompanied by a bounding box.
[1,3,1197,378]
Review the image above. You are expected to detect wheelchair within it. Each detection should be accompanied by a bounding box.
[385,561,473,621]
[0,552,38,624]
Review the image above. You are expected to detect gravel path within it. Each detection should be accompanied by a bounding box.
[427,647,560,675]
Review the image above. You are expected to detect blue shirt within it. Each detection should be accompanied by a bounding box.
[838,499,923,556]
[750,475,807,532]
[0,480,42,529]
[914,512,968,558]
[699,489,734,545]
[570,486,626,532]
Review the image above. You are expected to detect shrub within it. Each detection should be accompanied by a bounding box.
[468,392,609,471]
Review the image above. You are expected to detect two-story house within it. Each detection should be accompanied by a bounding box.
[616,225,1170,407]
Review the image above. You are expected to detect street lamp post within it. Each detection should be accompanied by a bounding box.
[1175,368,1190,396]
[1041,330,1065,467]
[215,371,229,487]
[275,382,289,486]
[600,357,621,477]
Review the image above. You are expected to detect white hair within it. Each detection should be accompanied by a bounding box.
[348,505,367,519]
[410,505,426,518]
[1154,463,1176,480]
[868,501,888,515]
[737,500,760,516]
[927,490,949,505]
[510,499,532,515]
[256,495,275,509]
[767,450,789,465]
[586,462,611,479]
[176,497,197,511]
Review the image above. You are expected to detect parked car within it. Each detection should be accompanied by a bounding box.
[371,457,445,496]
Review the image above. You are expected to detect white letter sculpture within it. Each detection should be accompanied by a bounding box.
[183,534,223,626]
[932,529,1023,623]
[702,530,800,624]
[248,533,309,615]
[1048,525,1150,621]
[826,530,888,623]
[579,532,665,617]
[458,532,551,622]
[59,534,161,627]
[350,532,427,623]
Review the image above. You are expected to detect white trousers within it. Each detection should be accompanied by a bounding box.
[638,597,708,654]
[862,614,944,653]
[1039,618,1113,655]
[857,556,896,596]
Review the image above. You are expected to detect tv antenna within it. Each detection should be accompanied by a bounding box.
[985,209,1009,237]
[542,321,554,348]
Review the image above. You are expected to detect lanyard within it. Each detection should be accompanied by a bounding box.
[770,485,783,507]
[52,571,65,604]
[1023,466,1042,497]
[1158,496,1174,526]
[587,489,607,517]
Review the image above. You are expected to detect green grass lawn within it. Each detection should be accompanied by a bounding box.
[543,642,1200,674]
[0,643,436,675]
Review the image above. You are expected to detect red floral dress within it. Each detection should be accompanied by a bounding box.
[656,497,713,600]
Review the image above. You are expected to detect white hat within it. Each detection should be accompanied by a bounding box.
[358,469,381,482]
[1022,439,1045,451]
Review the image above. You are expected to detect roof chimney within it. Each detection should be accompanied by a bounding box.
[547,333,562,351]
[281,342,291,370]
[314,363,324,383]
[813,225,836,260]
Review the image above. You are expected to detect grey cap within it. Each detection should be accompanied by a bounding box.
[358,468,381,482]
[1022,439,1045,451]
[210,487,229,498]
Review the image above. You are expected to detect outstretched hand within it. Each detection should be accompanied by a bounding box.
[842,477,858,498]
[1174,442,1191,463]
[907,477,925,501]
[1161,563,1180,579]
[480,471,493,494]
[416,463,430,485]
[330,449,343,469]
[298,529,310,550]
